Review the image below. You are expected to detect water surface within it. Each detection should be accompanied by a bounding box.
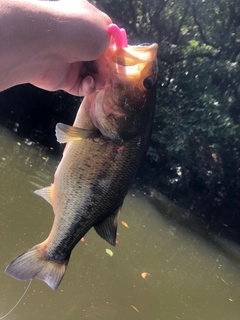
[0,125,240,320]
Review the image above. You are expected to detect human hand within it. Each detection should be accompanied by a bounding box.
[0,0,112,96]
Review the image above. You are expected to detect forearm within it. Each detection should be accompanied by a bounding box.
[0,0,111,92]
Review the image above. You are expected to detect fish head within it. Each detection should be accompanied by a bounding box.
[90,40,158,141]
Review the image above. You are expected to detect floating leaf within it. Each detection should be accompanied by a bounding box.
[131,305,140,313]
[106,249,113,257]
[121,221,129,228]
[141,272,150,279]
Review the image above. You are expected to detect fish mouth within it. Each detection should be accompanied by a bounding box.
[96,43,158,81]
[109,44,159,89]
[92,41,158,139]
[112,43,158,67]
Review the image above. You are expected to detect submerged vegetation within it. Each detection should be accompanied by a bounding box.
[0,0,239,223]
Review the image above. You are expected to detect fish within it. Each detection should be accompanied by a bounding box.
[5,24,158,290]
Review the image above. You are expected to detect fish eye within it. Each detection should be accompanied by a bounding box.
[143,77,155,90]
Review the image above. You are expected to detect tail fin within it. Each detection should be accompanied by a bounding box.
[5,243,69,290]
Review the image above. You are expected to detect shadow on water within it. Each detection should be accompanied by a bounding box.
[1,125,240,320]
[147,190,240,267]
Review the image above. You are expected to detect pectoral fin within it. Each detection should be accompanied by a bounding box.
[56,123,99,144]
[94,207,121,246]
[34,185,54,206]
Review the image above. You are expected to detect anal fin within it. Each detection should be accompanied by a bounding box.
[94,207,121,246]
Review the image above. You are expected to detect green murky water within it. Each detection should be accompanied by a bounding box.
[0,125,240,320]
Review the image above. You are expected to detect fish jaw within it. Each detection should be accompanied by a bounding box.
[90,42,158,141]
[96,43,158,88]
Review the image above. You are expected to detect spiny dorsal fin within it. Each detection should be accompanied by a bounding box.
[55,123,99,144]
[94,207,121,246]
[34,185,53,206]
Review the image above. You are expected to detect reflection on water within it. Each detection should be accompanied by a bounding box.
[0,125,240,320]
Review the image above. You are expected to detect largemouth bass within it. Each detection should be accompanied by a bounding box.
[6,24,158,290]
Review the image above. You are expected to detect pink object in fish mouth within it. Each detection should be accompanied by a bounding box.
[108,23,128,48]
